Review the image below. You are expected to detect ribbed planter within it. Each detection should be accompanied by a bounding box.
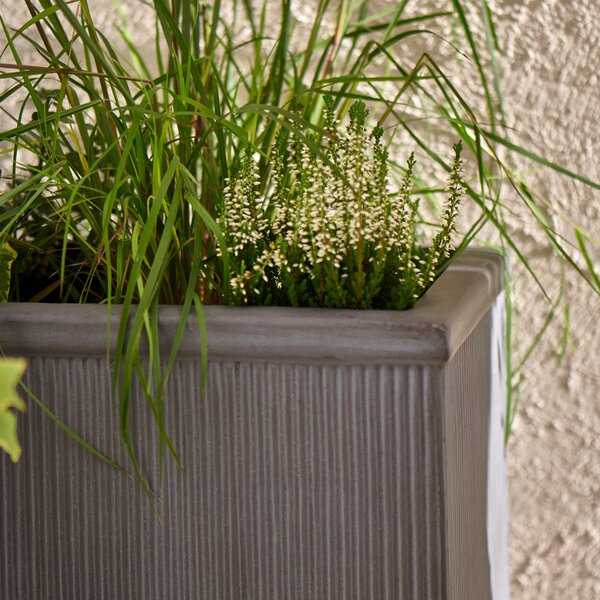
[0,249,508,600]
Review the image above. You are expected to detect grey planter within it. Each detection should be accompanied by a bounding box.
[0,248,508,600]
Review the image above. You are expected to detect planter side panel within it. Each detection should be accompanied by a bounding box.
[1,359,446,600]
[442,296,509,600]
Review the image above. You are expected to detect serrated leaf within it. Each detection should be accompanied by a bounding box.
[0,242,16,302]
[0,358,27,462]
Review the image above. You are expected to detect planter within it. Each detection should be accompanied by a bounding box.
[0,249,508,600]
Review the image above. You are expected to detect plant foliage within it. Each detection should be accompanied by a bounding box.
[221,97,464,309]
[0,358,26,463]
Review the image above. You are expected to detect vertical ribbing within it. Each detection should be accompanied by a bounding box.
[1,358,449,599]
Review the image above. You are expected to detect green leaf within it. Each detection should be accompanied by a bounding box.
[0,242,16,302]
[0,358,27,462]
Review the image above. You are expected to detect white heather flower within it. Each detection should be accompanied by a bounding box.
[219,149,268,257]
[221,99,463,310]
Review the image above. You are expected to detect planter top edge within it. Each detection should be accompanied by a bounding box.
[0,248,504,365]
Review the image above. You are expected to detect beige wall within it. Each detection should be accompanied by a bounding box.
[490,1,600,597]
[1,1,598,597]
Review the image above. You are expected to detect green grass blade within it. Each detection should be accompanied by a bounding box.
[19,382,130,476]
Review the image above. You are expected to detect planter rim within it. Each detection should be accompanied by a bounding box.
[0,248,503,365]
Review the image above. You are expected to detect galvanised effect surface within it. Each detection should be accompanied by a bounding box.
[0,250,506,600]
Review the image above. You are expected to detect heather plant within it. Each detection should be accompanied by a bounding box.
[220,98,464,310]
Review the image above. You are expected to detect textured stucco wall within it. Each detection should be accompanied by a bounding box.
[490,2,600,598]
[1,1,599,597]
